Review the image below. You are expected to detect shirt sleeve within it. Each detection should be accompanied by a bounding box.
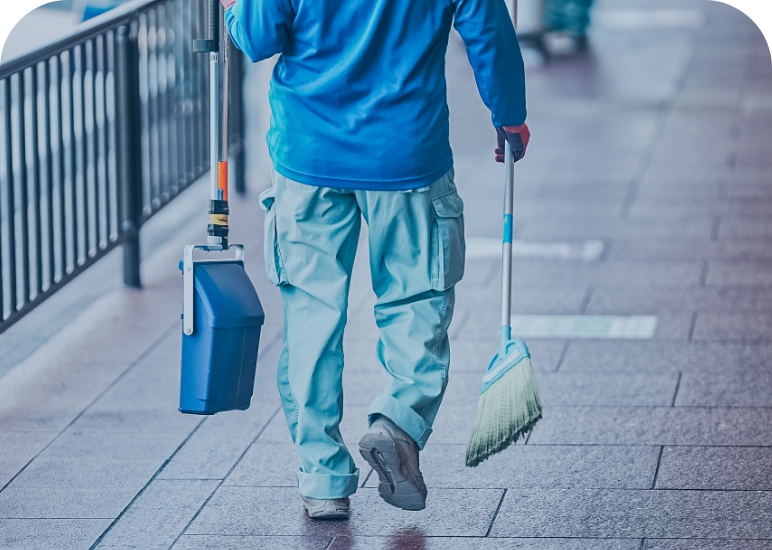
[225,0,295,63]
[452,0,527,127]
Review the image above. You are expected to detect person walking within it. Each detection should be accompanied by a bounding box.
[222,0,530,519]
[544,0,595,52]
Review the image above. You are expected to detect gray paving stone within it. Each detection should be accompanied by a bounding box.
[223,442,300,487]
[158,402,279,480]
[504,261,704,288]
[364,444,659,490]
[538,181,632,201]
[0,432,55,487]
[635,181,722,199]
[95,479,219,549]
[455,285,590,316]
[423,401,477,445]
[42,430,186,460]
[560,341,772,373]
[720,217,772,238]
[490,489,772,538]
[62,358,201,434]
[0,361,132,432]
[517,216,714,240]
[21,324,170,366]
[586,286,772,314]
[253,413,296,445]
[723,183,772,199]
[175,535,333,550]
[340,338,381,372]
[509,199,623,219]
[187,487,502,537]
[0,486,139,519]
[527,406,772,446]
[676,371,772,406]
[607,238,772,262]
[627,197,772,219]
[692,312,772,341]
[341,371,391,406]
[72,408,201,434]
[224,442,371,488]
[536,372,679,406]
[332,536,643,550]
[10,457,161,490]
[656,446,772,490]
[0,519,112,550]
[706,261,772,285]
[643,539,772,549]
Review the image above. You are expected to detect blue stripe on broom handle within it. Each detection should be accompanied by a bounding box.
[503,214,513,244]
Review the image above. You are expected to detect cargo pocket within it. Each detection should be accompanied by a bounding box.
[259,187,288,286]
[430,190,465,291]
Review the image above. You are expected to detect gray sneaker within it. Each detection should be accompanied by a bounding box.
[301,495,350,520]
[359,417,427,511]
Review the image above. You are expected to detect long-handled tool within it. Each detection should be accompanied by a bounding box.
[179,0,264,415]
[465,143,542,467]
[194,0,230,249]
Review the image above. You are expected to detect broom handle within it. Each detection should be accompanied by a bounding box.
[222,33,230,162]
[500,145,515,342]
[207,0,220,202]
[500,0,517,348]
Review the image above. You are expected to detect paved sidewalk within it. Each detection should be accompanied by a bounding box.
[2,0,772,548]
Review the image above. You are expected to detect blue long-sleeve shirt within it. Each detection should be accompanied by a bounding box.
[226,0,526,190]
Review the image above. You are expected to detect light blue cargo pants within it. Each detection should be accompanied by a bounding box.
[259,169,465,500]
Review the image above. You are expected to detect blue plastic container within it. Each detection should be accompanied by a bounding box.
[179,260,264,415]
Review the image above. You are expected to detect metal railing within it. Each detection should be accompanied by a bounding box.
[0,0,245,334]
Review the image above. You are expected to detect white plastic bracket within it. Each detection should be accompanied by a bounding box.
[182,244,245,336]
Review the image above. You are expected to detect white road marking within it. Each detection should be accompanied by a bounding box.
[593,9,706,29]
[509,315,659,339]
[466,238,604,261]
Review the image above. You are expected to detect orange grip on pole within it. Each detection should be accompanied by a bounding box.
[218,161,229,202]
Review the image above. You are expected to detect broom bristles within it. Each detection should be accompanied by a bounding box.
[465,355,542,467]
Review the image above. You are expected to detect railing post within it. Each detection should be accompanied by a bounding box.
[115,24,143,288]
[231,48,246,195]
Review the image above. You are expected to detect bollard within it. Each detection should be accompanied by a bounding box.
[115,24,143,288]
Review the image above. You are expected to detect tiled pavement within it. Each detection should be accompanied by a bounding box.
[2,0,772,548]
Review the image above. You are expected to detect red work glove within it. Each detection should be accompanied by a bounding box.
[220,0,236,9]
[495,124,530,163]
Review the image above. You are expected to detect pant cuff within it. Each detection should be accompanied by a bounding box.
[296,469,360,500]
[369,394,433,450]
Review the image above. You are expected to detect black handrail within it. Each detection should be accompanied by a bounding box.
[0,0,246,334]
[0,0,166,78]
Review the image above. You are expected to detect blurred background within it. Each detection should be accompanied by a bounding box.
[1,0,771,548]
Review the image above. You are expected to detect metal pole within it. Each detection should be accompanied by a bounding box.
[222,34,229,163]
[209,51,219,203]
[500,145,514,332]
[194,0,228,249]
[232,49,246,195]
[205,0,219,204]
[512,0,518,29]
[116,24,143,288]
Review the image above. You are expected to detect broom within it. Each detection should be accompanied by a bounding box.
[465,137,542,468]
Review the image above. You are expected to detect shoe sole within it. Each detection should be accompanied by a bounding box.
[302,503,349,520]
[305,510,349,520]
[359,432,427,511]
